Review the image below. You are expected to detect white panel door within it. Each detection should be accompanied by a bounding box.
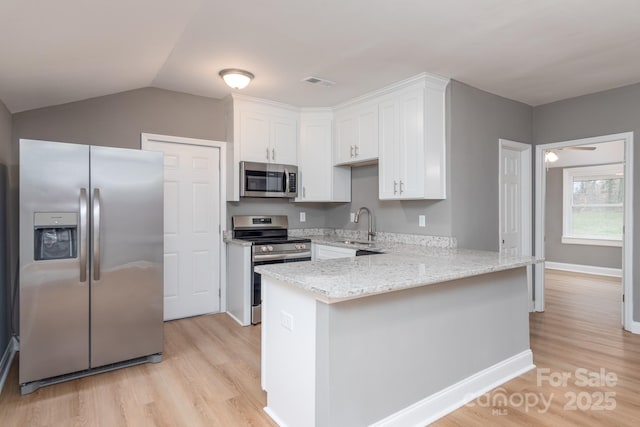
[145,140,221,320]
[500,147,521,257]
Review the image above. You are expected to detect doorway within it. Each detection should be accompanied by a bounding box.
[499,139,533,310]
[534,132,635,333]
[142,133,227,321]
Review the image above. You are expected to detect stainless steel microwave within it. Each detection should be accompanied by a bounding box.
[240,161,298,198]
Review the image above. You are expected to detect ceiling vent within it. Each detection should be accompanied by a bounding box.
[302,76,336,87]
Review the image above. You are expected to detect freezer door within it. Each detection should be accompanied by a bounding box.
[19,140,90,384]
[89,146,164,367]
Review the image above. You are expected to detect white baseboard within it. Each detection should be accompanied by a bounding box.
[225,311,250,327]
[0,337,18,396]
[624,319,640,334]
[545,261,622,278]
[264,406,289,427]
[371,350,535,427]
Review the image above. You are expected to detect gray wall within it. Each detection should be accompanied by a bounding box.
[450,81,533,250]
[545,168,622,268]
[12,87,227,150]
[0,99,11,361]
[533,81,640,321]
[324,164,452,236]
[228,198,333,230]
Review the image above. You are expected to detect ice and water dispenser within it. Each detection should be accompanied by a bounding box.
[33,212,78,260]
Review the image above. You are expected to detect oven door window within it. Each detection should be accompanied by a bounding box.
[245,170,285,193]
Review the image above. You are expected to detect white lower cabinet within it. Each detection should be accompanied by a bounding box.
[378,76,449,200]
[226,243,252,326]
[312,243,356,260]
[297,111,351,202]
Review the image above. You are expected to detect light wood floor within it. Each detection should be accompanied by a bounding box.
[1,270,639,426]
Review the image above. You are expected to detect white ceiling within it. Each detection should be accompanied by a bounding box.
[2,0,640,113]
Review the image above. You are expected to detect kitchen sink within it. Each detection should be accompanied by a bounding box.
[339,239,375,247]
[355,249,382,256]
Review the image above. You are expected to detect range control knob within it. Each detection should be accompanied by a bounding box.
[260,246,268,252]
[267,245,274,252]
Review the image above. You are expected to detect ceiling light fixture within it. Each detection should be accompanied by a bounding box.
[545,151,559,163]
[219,69,254,90]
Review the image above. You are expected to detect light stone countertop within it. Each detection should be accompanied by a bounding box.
[255,241,538,303]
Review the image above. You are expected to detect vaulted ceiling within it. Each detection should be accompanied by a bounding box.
[1,0,640,113]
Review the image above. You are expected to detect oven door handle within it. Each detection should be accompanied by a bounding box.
[254,252,311,262]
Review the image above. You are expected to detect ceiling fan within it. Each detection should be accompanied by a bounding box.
[545,146,597,163]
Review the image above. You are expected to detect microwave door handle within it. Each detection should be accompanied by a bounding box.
[284,169,290,193]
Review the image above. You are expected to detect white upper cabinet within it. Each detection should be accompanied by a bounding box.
[333,101,379,165]
[236,101,297,165]
[239,110,270,163]
[296,111,350,202]
[225,73,448,202]
[378,75,449,200]
[226,95,298,200]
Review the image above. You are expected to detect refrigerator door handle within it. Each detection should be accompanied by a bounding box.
[93,188,101,281]
[79,188,88,282]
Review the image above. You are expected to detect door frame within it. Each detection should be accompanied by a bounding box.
[534,132,636,333]
[141,133,228,314]
[499,139,533,310]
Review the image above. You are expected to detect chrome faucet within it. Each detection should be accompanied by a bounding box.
[354,207,375,241]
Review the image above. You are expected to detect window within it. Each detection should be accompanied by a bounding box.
[562,164,624,247]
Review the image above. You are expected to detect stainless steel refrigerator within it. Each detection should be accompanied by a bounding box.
[19,139,164,394]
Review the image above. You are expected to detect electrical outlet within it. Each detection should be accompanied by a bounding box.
[350,212,355,222]
[419,215,426,227]
[300,212,306,222]
[280,311,294,331]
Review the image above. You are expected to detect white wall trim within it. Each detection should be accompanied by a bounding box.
[545,262,622,278]
[0,337,19,396]
[535,132,634,333]
[371,350,534,427]
[560,236,622,247]
[141,133,228,313]
[499,139,533,311]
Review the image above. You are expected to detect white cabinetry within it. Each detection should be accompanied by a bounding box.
[296,110,351,202]
[226,243,252,326]
[333,101,378,165]
[226,95,298,200]
[378,75,449,200]
[312,243,356,260]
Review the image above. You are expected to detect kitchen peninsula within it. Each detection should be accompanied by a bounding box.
[256,240,537,426]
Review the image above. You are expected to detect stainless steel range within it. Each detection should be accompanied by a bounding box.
[232,215,311,324]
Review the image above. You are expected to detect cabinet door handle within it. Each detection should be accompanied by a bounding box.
[399,180,404,194]
[350,145,354,158]
[272,148,276,161]
[354,145,359,157]
[303,187,306,198]
[266,148,270,160]
[393,180,398,195]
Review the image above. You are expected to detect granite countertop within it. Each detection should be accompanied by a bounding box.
[256,240,538,303]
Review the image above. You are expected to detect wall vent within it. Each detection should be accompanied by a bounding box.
[302,76,336,87]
